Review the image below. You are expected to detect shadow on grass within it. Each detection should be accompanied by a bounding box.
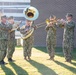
[56,50,76,61]
[34,47,76,61]
[71,62,76,66]
[34,47,47,53]
[1,65,15,75]
[9,62,28,75]
[28,60,57,75]
[54,60,76,74]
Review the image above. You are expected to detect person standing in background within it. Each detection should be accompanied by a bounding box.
[0,15,12,65]
[7,16,16,62]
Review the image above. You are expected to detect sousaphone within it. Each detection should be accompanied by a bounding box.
[22,6,39,40]
[23,6,39,21]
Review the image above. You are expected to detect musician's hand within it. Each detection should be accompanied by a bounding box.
[48,22,53,27]
[17,21,22,26]
[34,26,37,30]
[17,27,20,31]
[25,29,29,32]
[8,29,12,33]
[62,22,66,25]
[60,19,66,25]
[8,30,11,33]
[31,25,37,30]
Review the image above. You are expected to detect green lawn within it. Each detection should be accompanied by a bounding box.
[0,47,76,75]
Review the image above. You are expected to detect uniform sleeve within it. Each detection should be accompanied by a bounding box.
[45,25,50,31]
[56,21,65,28]
[66,22,75,29]
[31,21,36,29]
[20,29,26,34]
[17,27,20,31]
[0,24,12,31]
[8,25,12,29]
[32,21,35,27]
[45,24,56,31]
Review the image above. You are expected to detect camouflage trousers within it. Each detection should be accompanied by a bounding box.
[0,40,7,61]
[7,40,15,59]
[23,37,33,58]
[63,38,73,61]
[46,36,56,59]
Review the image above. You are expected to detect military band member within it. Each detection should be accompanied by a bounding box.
[62,13,75,63]
[0,15,12,65]
[45,15,57,61]
[20,20,34,60]
[7,16,16,62]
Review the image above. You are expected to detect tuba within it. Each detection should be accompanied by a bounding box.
[21,6,39,40]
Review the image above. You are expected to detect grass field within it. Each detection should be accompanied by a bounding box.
[0,47,76,75]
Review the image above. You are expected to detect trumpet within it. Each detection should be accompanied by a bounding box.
[32,16,58,28]
[45,16,58,25]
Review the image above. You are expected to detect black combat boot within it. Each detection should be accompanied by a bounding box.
[8,58,14,62]
[24,56,27,60]
[65,59,71,63]
[0,60,7,65]
[28,56,31,60]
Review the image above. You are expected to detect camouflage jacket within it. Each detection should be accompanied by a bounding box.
[63,21,75,40]
[0,22,12,40]
[45,24,56,37]
[8,23,15,41]
[20,25,32,34]
[20,25,34,40]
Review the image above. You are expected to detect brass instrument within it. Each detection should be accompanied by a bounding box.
[23,6,39,21]
[21,17,58,40]
[45,16,58,25]
[57,19,66,28]
[9,21,21,33]
[21,27,34,40]
[21,6,39,40]
[22,6,60,40]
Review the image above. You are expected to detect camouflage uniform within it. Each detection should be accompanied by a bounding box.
[7,23,15,59]
[0,22,12,62]
[45,24,56,59]
[20,25,34,59]
[63,21,75,61]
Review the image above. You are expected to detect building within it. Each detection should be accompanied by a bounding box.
[0,0,30,21]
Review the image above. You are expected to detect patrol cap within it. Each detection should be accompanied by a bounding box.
[8,16,14,20]
[26,19,32,22]
[66,13,73,17]
[49,15,55,19]
[1,15,7,19]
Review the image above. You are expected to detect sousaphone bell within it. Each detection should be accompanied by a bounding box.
[23,6,39,21]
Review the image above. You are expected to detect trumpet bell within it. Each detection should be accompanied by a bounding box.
[23,6,39,21]
[45,19,50,24]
